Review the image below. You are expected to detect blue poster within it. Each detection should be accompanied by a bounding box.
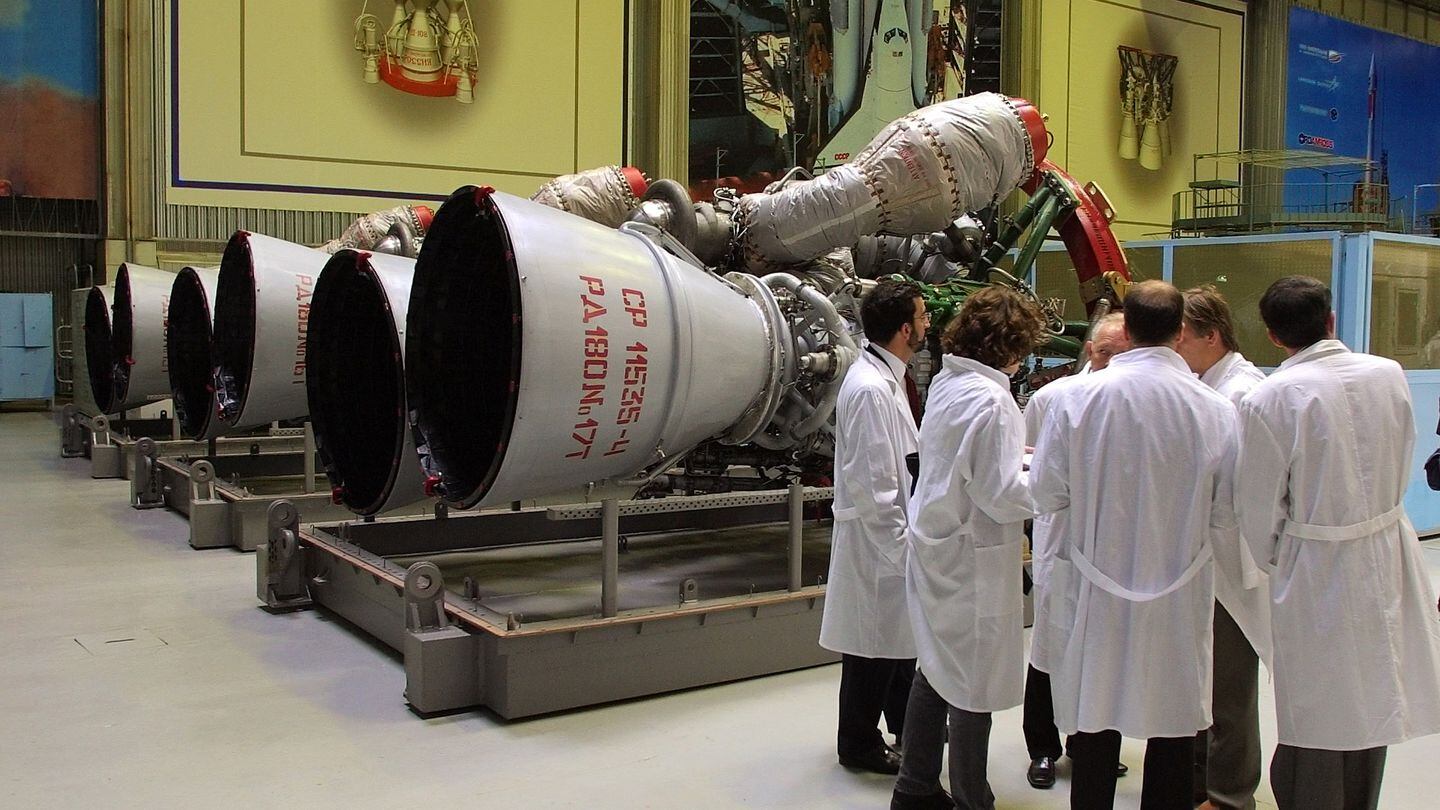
[0,1,99,200]
[1286,8,1440,225]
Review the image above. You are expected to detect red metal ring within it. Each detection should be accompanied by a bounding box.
[1007,96,1050,171]
[619,166,649,200]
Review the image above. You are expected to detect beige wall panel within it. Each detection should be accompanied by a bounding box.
[1033,0,1245,240]
[168,0,626,212]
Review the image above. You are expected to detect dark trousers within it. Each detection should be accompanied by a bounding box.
[837,653,915,756]
[1022,665,1068,760]
[894,669,995,810]
[1270,745,1387,810]
[1194,603,1262,809]
[1069,730,1193,810]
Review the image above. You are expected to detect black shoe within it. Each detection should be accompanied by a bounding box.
[839,744,902,775]
[890,787,956,810]
[1116,761,1129,777]
[1027,756,1057,789]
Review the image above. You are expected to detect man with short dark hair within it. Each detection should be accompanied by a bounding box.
[821,278,926,775]
[1030,280,1238,809]
[1176,285,1270,810]
[1236,276,1440,810]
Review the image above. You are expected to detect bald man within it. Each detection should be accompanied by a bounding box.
[1022,313,1132,790]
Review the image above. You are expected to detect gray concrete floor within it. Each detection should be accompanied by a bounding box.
[2,410,1439,808]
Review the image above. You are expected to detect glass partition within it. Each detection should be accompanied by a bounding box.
[1173,238,1334,368]
[1370,238,1440,370]
[1031,244,1161,323]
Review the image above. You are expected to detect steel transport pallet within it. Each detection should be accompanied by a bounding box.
[130,436,351,551]
[258,486,840,718]
[59,403,307,480]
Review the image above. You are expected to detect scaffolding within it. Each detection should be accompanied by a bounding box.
[1171,149,1389,238]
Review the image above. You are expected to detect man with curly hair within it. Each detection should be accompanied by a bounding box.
[891,285,1044,810]
[1029,281,1239,809]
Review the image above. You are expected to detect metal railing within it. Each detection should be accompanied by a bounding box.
[1172,182,1391,237]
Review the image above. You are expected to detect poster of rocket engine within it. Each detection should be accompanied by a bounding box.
[689,0,968,195]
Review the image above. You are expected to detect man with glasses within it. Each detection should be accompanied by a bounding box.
[821,278,927,775]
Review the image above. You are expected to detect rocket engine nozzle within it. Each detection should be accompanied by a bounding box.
[83,285,115,414]
[166,266,220,438]
[306,250,425,516]
[110,263,173,412]
[406,188,788,509]
[212,231,332,433]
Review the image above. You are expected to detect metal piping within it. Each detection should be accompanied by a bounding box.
[737,93,1047,269]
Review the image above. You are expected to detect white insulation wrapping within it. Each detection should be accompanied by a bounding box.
[737,92,1036,268]
[529,165,646,229]
[320,205,431,257]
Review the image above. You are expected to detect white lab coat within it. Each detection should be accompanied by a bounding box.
[1030,347,1238,738]
[1236,340,1440,750]
[1200,351,1274,667]
[1022,371,1087,674]
[820,345,919,658]
[905,356,1033,711]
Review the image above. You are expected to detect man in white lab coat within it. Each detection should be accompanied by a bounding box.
[821,278,926,775]
[1175,285,1271,810]
[891,285,1045,810]
[1030,281,1238,810]
[1022,312,1133,790]
[1235,276,1440,810]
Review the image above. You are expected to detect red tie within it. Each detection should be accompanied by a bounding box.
[904,371,922,427]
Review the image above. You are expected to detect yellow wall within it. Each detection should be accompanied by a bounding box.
[169,0,627,212]
[1022,0,1245,241]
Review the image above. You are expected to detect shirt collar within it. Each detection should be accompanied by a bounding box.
[1200,351,1240,388]
[1107,345,1192,374]
[942,354,1012,388]
[867,342,909,383]
[1278,338,1349,371]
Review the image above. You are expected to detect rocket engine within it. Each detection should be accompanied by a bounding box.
[153,91,1125,516]
[82,285,115,413]
[403,92,1078,510]
[109,264,173,412]
[305,249,425,516]
[165,266,220,438]
[211,232,332,433]
[404,189,816,509]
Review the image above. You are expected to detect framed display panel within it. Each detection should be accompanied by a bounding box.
[167,0,628,212]
[1027,0,1245,241]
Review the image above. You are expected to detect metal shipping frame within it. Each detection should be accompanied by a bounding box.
[258,486,839,718]
[130,433,353,551]
[59,403,308,480]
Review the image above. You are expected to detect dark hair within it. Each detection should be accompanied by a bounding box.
[1182,285,1241,352]
[861,278,923,344]
[941,285,1046,369]
[1259,276,1332,349]
[1123,280,1184,345]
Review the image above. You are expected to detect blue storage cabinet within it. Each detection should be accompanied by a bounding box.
[0,293,55,401]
